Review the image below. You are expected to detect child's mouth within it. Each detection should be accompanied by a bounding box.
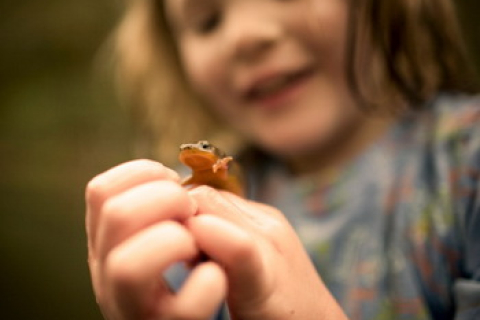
[244,67,315,108]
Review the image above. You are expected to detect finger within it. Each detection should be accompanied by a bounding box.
[165,262,227,320]
[189,186,279,232]
[86,159,180,252]
[222,192,289,232]
[186,215,268,296]
[221,194,301,260]
[97,180,197,264]
[188,186,253,230]
[103,221,198,319]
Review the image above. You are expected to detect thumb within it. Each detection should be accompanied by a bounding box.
[186,214,272,303]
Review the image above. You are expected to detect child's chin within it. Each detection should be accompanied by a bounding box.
[258,132,329,159]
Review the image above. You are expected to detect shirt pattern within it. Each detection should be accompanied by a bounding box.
[247,94,480,320]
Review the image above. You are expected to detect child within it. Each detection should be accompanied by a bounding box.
[85,0,480,319]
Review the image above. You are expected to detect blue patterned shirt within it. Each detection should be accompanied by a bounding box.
[246,93,480,319]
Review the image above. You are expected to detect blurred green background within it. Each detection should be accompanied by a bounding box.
[0,1,129,319]
[0,1,478,319]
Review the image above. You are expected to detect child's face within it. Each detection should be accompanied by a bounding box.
[165,0,363,158]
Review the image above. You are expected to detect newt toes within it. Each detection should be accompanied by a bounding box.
[179,140,244,196]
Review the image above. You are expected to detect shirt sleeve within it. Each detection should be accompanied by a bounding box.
[453,97,480,320]
[454,180,480,319]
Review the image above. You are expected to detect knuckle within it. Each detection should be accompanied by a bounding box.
[102,197,131,231]
[131,159,179,180]
[266,206,282,217]
[130,158,160,166]
[162,182,191,206]
[85,176,108,208]
[191,185,220,200]
[151,181,195,220]
[230,232,257,262]
[190,186,228,211]
[159,179,185,197]
[105,249,138,290]
[263,216,285,234]
[161,221,192,243]
[129,159,165,174]
[85,159,177,206]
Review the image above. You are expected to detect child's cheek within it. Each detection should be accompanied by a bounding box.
[181,42,228,104]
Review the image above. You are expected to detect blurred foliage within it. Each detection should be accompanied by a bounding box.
[0,0,478,319]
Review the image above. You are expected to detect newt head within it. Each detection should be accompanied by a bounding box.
[179,140,227,171]
[179,140,243,196]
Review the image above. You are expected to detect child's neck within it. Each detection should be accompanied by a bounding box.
[286,114,397,184]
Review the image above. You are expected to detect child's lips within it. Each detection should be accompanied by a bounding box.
[242,67,315,109]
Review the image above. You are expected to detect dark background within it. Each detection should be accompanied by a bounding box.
[0,1,479,319]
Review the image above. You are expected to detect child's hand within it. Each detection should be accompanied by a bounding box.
[187,187,348,320]
[85,160,227,320]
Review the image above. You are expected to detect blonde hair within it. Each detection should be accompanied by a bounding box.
[112,0,477,166]
[113,0,240,166]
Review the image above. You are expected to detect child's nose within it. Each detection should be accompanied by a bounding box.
[224,13,282,63]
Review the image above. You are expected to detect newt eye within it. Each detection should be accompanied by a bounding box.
[199,141,211,150]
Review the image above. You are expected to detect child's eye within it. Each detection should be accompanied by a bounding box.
[195,11,222,34]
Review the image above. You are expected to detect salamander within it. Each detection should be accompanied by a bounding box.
[179,140,244,196]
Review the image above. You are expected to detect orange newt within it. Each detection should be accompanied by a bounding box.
[179,140,244,196]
